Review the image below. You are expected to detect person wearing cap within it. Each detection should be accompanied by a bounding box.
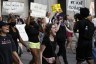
[0,21,23,64]
[74,7,95,64]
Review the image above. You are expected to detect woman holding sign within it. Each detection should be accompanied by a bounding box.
[25,11,40,64]
[7,13,29,56]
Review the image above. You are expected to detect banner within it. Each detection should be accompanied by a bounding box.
[30,3,47,17]
[67,0,85,12]
[2,1,24,15]
[16,24,28,41]
[51,4,61,12]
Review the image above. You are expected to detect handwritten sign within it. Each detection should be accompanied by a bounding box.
[16,24,28,41]
[30,3,47,17]
[67,0,85,12]
[51,4,61,12]
[2,1,24,15]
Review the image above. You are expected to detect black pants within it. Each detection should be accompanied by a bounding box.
[57,41,68,64]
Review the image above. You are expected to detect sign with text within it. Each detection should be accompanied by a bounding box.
[30,3,47,17]
[51,4,62,12]
[16,24,28,41]
[2,1,24,15]
[67,0,85,12]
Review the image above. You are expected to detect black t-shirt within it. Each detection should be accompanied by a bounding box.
[56,25,67,42]
[42,36,56,58]
[25,22,39,42]
[74,19,95,41]
[0,34,16,64]
[9,27,20,52]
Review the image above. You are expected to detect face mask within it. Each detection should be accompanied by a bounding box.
[9,22,16,27]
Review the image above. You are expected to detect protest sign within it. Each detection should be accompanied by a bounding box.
[2,1,24,15]
[67,0,85,12]
[30,3,47,17]
[16,24,28,41]
[51,4,61,12]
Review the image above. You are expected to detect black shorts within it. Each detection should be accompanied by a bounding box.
[76,41,92,61]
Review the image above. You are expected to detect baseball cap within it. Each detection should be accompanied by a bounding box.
[0,21,9,28]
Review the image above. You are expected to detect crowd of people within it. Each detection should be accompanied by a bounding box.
[0,7,96,64]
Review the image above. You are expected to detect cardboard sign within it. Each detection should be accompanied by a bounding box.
[2,1,24,15]
[51,4,61,12]
[67,0,85,12]
[30,3,47,17]
[16,24,28,41]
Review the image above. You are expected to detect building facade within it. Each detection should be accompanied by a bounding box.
[0,0,95,18]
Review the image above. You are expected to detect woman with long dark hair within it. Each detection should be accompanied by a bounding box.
[40,23,59,64]
[7,13,28,56]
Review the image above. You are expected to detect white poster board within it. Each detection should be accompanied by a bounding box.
[30,3,47,17]
[2,1,24,15]
[90,2,94,16]
[67,0,85,12]
[16,24,28,41]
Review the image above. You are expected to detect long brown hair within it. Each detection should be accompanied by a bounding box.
[45,24,54,37]
[7,14,16,23]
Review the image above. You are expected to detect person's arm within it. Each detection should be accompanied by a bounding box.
[64,24,73,33]
[40,45,46,64]
[25,10,32,25]
[9,34,23,64]
[12,51,23,64]
[73,21,80,33]
[26,16,30,25]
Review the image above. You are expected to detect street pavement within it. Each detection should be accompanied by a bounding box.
[20,34,87,64]
[21,47,76,64]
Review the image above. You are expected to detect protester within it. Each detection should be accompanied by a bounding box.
[0,21,23,64]
[64,15,74,53]
[25,12,40,64]
[45,11,51,24]
[16,15,24,24]
[56,13,68,64]
[37,18,46,43]
[51,12,60,24]
[7,14,28,56]
[74,7,95,64]
[40,23,58,64]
